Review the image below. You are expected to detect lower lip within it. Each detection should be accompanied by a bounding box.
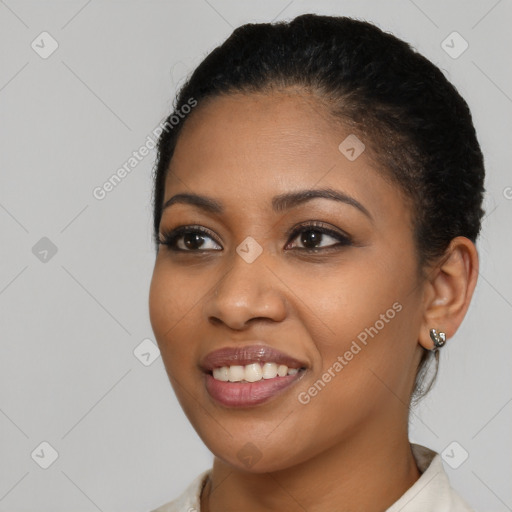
[204,371,305,407]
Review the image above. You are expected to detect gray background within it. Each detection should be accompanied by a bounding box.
[0,0,511,511]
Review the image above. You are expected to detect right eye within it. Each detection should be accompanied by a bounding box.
[158,225,222,252]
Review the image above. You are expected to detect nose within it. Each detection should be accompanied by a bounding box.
[203,250,288,330]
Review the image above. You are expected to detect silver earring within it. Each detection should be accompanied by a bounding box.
[429,328,446,351]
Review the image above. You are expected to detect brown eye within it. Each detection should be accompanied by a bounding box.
[286,222,352,252]
[159,226,222,252]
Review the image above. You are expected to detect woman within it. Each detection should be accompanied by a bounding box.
[148,13,484,512]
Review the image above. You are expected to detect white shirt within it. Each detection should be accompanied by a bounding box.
[150,444,474,512]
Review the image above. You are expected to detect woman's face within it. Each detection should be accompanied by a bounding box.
[149,91,426,472]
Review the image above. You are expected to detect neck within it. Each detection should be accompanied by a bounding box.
[202,420,421,512]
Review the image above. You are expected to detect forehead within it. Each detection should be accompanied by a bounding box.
[172,91,348,171]
[164,91,408,225]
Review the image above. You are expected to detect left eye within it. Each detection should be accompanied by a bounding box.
[286,225,351,251]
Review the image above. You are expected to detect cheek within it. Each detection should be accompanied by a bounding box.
[297,255,404,342]
[150,258,198,330]
[149,265,206,419]
[148,261,199,364]
[294,254,418,402]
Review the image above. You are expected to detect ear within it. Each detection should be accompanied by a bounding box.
[418,236,479,351]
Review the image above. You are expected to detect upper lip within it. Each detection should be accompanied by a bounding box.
[200,344,308,372]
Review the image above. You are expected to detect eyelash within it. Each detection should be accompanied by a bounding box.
[158,221,352,254]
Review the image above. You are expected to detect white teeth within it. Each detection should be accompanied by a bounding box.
[228,365,245,382]
[277,364,288,377]
[212,362,303,382]
[262,362,278,379]
[244,363,263,382]
[212,367,229,381]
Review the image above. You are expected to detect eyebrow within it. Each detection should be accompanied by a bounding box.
[162,187,372,220]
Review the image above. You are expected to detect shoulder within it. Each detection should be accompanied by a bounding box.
[386,444,475,512]
[149,469,210,512]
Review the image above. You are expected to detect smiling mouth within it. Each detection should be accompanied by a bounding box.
[210,362,307,383]
[204,364,307,408]
[200,343,309,406]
